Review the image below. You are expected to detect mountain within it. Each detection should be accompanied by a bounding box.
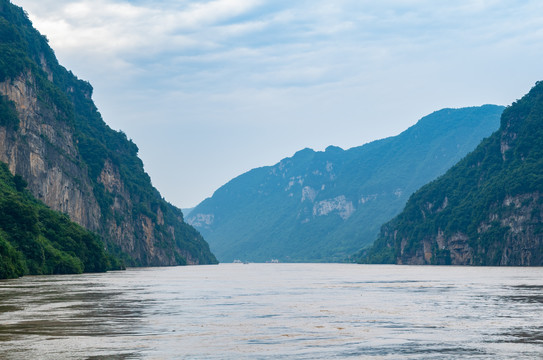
[360,82,543,266]
[0,161,118,279]
[0,0,217,266]
[182,207,195,216]
[188,105,504,262]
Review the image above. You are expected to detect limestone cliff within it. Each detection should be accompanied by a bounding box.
[0,0,217,266]
[0,71,101,231]
[361,82,543,266]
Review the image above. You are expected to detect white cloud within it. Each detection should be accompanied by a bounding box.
[175,0,263,27]
[10,0,543,206]
[19,0,537,90]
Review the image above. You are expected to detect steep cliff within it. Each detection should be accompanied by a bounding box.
[0,161,115,279]
[0,0,217,266]
[360,82,543,266]
[188,105,503,262]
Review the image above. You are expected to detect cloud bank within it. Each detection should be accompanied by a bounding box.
[12,0,543,207]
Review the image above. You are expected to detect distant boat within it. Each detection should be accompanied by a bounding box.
[270,259,279,263]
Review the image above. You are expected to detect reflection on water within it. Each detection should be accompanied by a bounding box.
[0,264,542,359]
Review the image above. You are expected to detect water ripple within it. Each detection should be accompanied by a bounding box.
[0,264,542,359]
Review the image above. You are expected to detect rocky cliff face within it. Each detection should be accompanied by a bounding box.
[0,0,217,266]
[361,82,543,266]
[0,72,101,231]
[388,193,542,266]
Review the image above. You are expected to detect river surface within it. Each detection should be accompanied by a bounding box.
[0,264,542,359]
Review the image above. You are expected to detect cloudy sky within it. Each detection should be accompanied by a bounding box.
[11,0,543,207]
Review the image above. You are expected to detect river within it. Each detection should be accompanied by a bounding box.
[0,264,542,359]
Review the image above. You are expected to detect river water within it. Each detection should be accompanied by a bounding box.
[0,264,542,359]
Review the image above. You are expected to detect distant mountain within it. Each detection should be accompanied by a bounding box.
[188,105,504,262]
[360,82,543,266]
[0,0,217,266]
[182,208,195,216]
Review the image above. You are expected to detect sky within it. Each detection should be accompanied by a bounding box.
[10,0,543,208]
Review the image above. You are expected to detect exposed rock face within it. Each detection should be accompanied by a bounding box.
[362,82,543,266]
[0,73,101,231]
[0,1,217,266]
[312,196,355,220]
[393,193,542,266]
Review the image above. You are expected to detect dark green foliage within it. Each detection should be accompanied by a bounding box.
[189,105,503,262]
[0,94,18,129]
[0,234,26,278]
[0,162,114,279]
[0,15,31,82]
[13,174,26,191]
[0,0,217,266]
[361,82,543,266]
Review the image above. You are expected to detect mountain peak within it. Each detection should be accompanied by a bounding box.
[325,145,344,153]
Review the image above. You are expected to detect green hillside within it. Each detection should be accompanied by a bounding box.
[361,82,543,266]
[0,162,118,279]
[188,105,503,262]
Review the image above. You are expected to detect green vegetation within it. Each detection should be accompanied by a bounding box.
[0,14,32,82]
[0,0,217,267]
[360,82,543,266]
[0,162,119,279]
[189,105,503,262]
[0,94,18,129]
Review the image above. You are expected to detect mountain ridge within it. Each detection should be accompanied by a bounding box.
[188,105,504,262]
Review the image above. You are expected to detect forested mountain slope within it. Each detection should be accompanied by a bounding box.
[360,82,543,266]
[0,0,217,266]
[188,105,503,262]
[0,162,118,279]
